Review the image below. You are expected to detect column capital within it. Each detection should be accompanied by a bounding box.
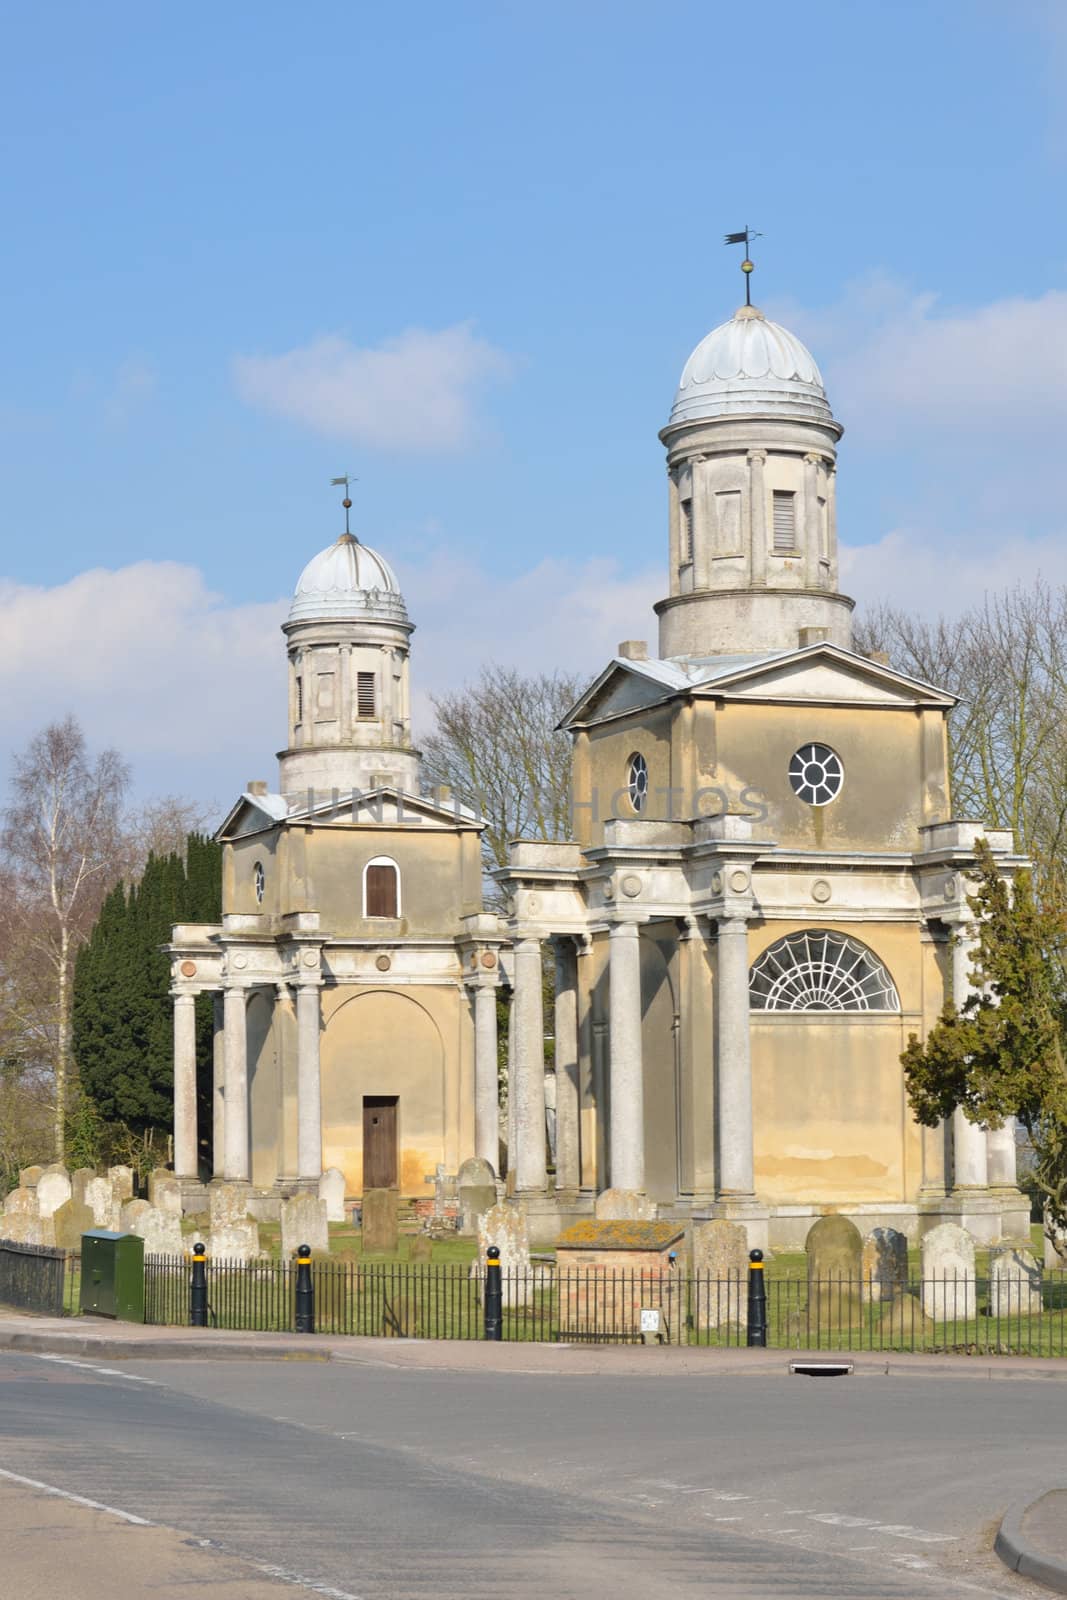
[746,448,767,464]
[716,915,751,937]
[803,450,824,466]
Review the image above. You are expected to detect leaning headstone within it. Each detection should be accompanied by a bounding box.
[594,1187,657,1221]
[921,1223,976,1322]
[477,1201,531,1307]
[3,1188,37,1218]
[989,1246,1043,1318]
[457,1157,496,1234]
[692,1219,748,1331]
[281,1193,329,1257]
[805,1214,864,1329]
[1,1213,56,1247]
[51,1199,95,1252]
[318,1167,346,1223]
[18,1165,43,1190]
[85,1175,118,1230]
[108,1164,135,1202]
[121,1198,152,1232]
[148,1170,183,1216]
[861,1227,909,1305]
[36,1168,72,1219]
[71,1168,95,1206]
[361,1188,399,1254]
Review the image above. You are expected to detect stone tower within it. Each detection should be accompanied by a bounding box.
[277,530,419,798]
[655,304,854,661]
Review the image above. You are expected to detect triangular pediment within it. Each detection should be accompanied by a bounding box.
[216,791,289,842]
[562,657,690,728]
[694,644,956,709]
[217,785,483,841]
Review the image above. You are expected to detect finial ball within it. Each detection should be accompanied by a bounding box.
[342,497,352,509]
[741,259,754,273]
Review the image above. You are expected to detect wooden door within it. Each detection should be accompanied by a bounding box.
[363,1095,398,1188]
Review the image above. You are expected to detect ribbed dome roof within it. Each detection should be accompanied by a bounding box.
[288,533,409,625]
[668,305,833,426]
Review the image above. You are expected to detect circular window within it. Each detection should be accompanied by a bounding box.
[253,861,265,903]
[788,743,843,806]
[627,752,649,814]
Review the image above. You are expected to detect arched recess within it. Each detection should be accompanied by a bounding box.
[321,989,444,1197]
[640,932,679,1204]
[363,856,400,918]
[247,990,281,1189]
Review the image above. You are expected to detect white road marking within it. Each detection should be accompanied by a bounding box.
[33,1354,157,1384]
[0,1465,154,1526]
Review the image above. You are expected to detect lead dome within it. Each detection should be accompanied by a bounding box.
[288,531,409,625]
[668,304,833,427]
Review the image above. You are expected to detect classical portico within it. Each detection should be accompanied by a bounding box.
[501,300,1030,1248]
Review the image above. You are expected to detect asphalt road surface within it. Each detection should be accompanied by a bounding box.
[0,1346,1062,1599]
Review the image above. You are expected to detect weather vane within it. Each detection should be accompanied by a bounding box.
[330,473,359,537]
[724,225,762,307]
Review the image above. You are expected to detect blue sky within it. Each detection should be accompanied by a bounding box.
[1,1,1065,806]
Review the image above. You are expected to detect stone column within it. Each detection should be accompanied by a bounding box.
[691,457,710,589]
[987,1118,1018,1188]
[296,982,323,1183]
[472,982,499,1172]
[223,985,250,1183]
[716,917,755,1198]
[212,995,225,1178]
[339,642,352,743]
[553,939,580,1193]
[172,992,198,1179]
[608,921,644,1192]
[667,471,681,584]
[748,450,767,587]
[513,936,547,1193]
[826,465,838,585]
[951,925,987,1189]
[803,453,822,588]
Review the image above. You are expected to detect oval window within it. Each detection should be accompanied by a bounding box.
[627,752,649,814]
[253,861,265,903]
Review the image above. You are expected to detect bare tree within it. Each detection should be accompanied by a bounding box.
[421,665,582,880]
[0,717,130,1161]
[121,794,214,880]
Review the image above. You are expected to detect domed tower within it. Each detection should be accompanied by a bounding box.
[655,304,854,661]
[277,529,419,797]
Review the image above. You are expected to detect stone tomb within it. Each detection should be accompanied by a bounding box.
[861,1227,909,1304]
[556,1220,685,1341]
[457,1157,496,1235]
[477,1202,532,1308]
[36,1168,72,1220]
[692,1219,749,1331]
[361,1188,399,1255]
[989,1246,1043,1318]
[921,1223,976,1322]
[281,1193,329,1257]
[318,1168,347,1224]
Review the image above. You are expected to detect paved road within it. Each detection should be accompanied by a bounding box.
[0,1347,1061,1599]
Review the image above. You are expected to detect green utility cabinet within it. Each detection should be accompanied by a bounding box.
[80,1230,145,1322]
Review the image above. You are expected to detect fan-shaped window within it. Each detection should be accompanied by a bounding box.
[749,930,899,1012]
[363,856,400,918]
[627,752,649,814]
[789,742,843,806]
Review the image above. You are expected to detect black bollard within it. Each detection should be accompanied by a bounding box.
[484,1245,502,1341]
[190,1242,208,1328]
[295,1243,315,1334]
[747,1248,767,1348]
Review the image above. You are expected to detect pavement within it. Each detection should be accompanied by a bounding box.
[4,1310,1067,1596]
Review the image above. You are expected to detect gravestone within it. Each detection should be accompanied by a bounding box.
[318,1167,346,1224]
[457,1157,496,1234]
[881,1291,935,1344]
[477,1201,531,1307]
[52,1199,95,1252]
[121,1198,152,1232]
[692,1219,748,1331]
[409,1235,433,1263]
[1045,1213,1067,1269]
[18,1165,43,1189]
[989,1246,1043,1317]
[148,1170,183,1216]
[125,1203,183,1256]
[108,1165,135,1201]
[861,1227,909,1304]
[1,1213,55,1247]
[281,1193,329,1257]
[594,1188,657,1221]
[362,1188,399,1255]
[36,1169,72,1220]
[3,1188,37,1217]
[805,1214,864,1329]
[71,1168,95,1207]
[921,1223,976,1322]
[85,1175,118,1230]
[207,1182,260,1261]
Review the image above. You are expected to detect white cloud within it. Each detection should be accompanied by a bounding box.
[233,324,511,452]
[842,526,1067,617]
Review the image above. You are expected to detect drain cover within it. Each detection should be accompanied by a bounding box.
[789,1360,854,1377]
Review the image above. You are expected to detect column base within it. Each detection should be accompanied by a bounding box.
[515,1189,595,1246]
[696,1198,771,1254]
[938,1191,1007,1244]
[177,1177,209,1217]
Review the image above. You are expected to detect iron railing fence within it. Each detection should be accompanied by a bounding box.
[0,1239,77,1317]
[142,1257,1067,1355]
